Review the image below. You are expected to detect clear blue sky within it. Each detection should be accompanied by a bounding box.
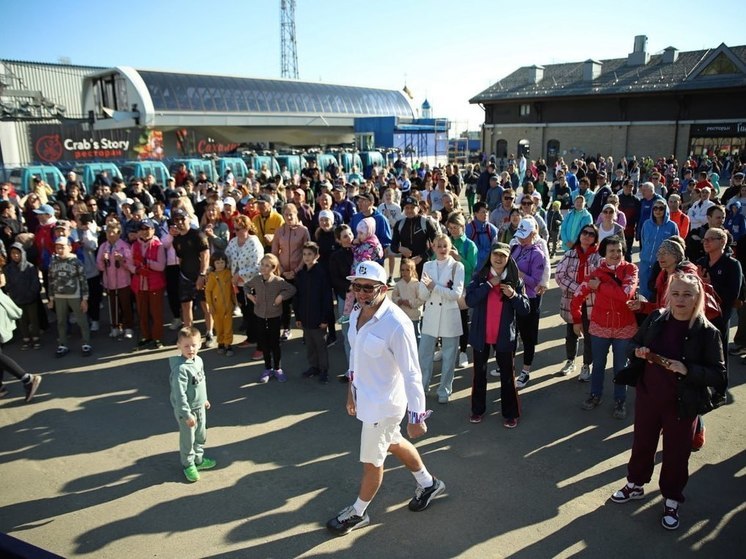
[2,0,743,133]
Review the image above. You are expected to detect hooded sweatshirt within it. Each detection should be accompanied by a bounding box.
[4,243,41,305]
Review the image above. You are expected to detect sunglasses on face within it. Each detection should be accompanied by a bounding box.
[351,282,381,294]
[581,230,597,237]
[653,206,665,211]
[602,210,614,214]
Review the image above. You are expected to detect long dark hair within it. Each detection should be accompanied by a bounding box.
[572,223,599,251]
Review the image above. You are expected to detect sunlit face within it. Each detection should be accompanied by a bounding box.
[474,206,488,223]
[351,278,385,306]
[702,231,726,254]
[54,242,70,257]
[319,216,333,230]
[434,238,451,259]
[403,203,417,218]
[283,207,298,226]
[338,229,354,248]
[177,334,201,359]
[510,211,522,227]
[400,263,414,280]
[707,211,725,227]
[574,196,585,210]
[106,227,120,243]
[668,279,698,318]
[259,257,276,276]
[139,226,155,241]
[605,243,623,265]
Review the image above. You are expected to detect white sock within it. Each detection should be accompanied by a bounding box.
[665,498,679,509]
[412,467,434,488]
[352,497,369,516]
[626,482,637,489]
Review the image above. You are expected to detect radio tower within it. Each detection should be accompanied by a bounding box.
[280,0,299,79]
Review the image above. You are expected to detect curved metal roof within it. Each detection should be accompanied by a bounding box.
[137,70,413,118]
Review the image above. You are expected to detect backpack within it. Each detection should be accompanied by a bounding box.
[397,216,428,235]
[468,220,494,243]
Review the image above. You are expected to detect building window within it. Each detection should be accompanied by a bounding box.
[495,139,508,159]
[519,104,531,116]
[701,52,740,76]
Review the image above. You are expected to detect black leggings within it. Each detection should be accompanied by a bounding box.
[257,316,282,369]
[281,279,296,330]
[516,295,541,367]
[165,265,181,319]
[0,348,27,385]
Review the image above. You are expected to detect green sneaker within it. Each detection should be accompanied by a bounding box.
[183,464,200,482]
[196,457,216,471]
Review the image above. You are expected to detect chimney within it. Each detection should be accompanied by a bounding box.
[583,59,603,81]
[627,35,650,66]
[662,46,679,64]
[527,65,544,85]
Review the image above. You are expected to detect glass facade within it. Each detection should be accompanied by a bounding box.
[138,71,413,117]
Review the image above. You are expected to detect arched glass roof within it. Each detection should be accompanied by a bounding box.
[137,70,413,118]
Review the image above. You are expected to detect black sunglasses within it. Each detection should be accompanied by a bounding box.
[351,282,381,294]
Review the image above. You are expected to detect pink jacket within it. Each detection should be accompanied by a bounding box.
[128,237,166,293]
[97,239,133,290]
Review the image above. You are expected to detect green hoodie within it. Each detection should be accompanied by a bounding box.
[169,355,207,418]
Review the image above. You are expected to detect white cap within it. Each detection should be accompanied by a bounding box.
[514,218,536,239]
[223,196,236,207]
[346,260,388,284]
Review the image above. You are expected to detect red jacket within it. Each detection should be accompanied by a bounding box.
[571,259,638,338]
[129,237,166,292]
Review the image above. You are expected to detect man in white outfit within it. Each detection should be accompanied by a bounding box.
[326,261,446,536]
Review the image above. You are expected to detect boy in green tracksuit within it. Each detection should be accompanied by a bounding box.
[169,326,216,482]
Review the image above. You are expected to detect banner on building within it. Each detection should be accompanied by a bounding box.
[29,124,164,163]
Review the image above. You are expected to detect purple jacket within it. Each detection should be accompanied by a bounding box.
[509,243,547,298]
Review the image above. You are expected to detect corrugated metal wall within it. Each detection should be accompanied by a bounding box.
[1,60,105,166]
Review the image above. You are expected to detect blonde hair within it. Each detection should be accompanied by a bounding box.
[399,257,418,279]
[433,233,452,251]
[261,253,281,277]
[664,272,705,328]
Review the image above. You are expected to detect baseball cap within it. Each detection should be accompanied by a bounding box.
[139,219,156,230]
[257,194,273,204]
[123,198,135,206]
[54,236,70,245]
[491,242,511,256]
[319,209,334,221]
[514,218,536,239]
[171,209,188,218]
[33,204,55,216]
[346,260,388,284]
[332,184,345,192]
[401,195,417,207]
[357,192,374,203]
[222,196,236,207]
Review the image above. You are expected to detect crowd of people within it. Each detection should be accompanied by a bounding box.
[0,149,742,533]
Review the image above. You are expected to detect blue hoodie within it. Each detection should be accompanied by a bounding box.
[639,201,679,299]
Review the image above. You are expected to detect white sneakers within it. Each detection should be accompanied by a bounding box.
[457,352,469,368]
[169,318,183,331]
[559,360,576,376]
[578,364,591,382]
[433,351,442,362]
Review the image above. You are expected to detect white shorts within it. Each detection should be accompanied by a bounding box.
[359,416,404,467]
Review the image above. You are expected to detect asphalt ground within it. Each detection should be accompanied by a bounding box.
[1,263,745,558]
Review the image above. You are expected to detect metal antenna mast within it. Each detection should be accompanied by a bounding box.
[280,0,299,79]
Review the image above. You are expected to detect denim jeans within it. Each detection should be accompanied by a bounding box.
[419,334,459,399]
[589,335,629,402]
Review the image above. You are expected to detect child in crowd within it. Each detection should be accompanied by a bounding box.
[72,213,102,332]
[129,219,166,350]
[294,242,334,383]
[96,222,134,339]
[246,254,297,383]
[379,188,403,283]
[4,243,42,349]
[205,252,237,356]
[169,326,215,482]
[48,236,92,357]
[546,200,564,257]
[392,257,425,340]
[339,217,382,323]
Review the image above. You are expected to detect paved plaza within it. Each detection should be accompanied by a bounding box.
[1,284,744,558]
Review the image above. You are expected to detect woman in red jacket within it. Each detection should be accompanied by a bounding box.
[571,235,638,419]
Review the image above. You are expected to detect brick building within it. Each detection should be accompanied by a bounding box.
[469,37,746,169]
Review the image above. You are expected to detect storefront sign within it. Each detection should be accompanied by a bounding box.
[690,122,746,136]
[29,124,163,162]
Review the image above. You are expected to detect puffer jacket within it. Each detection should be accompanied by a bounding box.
[571,259,638,338]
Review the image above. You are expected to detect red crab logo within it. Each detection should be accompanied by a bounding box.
[36,134,63,162]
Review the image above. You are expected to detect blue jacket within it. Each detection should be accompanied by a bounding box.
[350,209,392,250]
[640,204,679,265]
[560,208,592,248]
[465,218,499,270]
[466,273,530,353]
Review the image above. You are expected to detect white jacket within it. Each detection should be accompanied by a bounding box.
[418,257,464,338]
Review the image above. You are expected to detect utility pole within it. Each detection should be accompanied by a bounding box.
[280,0,299,79]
